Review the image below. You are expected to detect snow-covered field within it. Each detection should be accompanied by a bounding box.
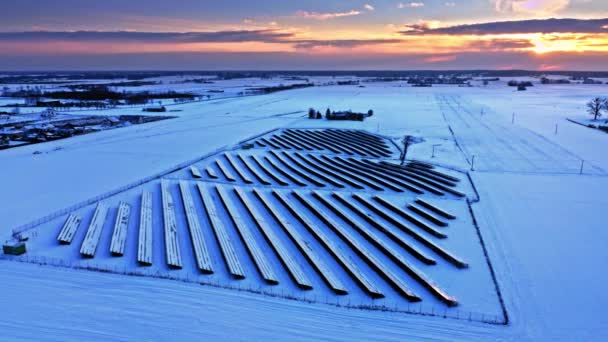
[1,78,607,341]
[4,128,504,323]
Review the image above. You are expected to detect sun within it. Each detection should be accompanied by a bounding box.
[528,33,608,54]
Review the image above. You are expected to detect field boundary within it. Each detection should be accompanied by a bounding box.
[466,196,509,325]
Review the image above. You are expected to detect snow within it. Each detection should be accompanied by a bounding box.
[4,130,501,322]
[448,82,608,170]
[0,260,498,342]
[1,77,608,341]
[472,172,608,341]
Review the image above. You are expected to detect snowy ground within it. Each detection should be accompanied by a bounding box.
[4,128,502,322]
[0,75,363,115]
[1,78,608,341]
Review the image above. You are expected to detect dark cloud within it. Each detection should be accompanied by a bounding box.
[0,30,407,49]
[292,39,402,49]
[401,18,608,35]
[465,38,534,51]
[0,30,295,43]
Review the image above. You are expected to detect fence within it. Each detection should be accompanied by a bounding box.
[10,144,236,237]
[10,126,290,239]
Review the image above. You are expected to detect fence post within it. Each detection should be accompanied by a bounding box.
[471,155,475,171]
[432,144,441,158]
[580,160,585,175]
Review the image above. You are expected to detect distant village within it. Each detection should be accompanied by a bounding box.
[0,109,173,150]
[0,85,200,110]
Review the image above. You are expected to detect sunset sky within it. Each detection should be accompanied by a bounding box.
[1,0,607,70]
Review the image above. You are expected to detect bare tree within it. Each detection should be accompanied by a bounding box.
[587,97,604,121]
[400,135,412,165]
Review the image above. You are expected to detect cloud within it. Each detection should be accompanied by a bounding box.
[295,10,361,20]
[492,0,569,14]
[538,63,562,71]
[401,20,442,33]
[464,38,534,51]
[445,2,456,7]
[364,4,375,11]
[423,55,457,63]
[0,24,605,65]
[398,2,425,8]
[0,30,295,43]
[0,30,407,52]
[400,18,608,35]
[293,39,402,49]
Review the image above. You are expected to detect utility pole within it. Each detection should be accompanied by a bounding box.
[511,113,515,124]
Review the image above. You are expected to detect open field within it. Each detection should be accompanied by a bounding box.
[1,77,608,341]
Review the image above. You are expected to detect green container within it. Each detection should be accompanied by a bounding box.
[3,242,26,255]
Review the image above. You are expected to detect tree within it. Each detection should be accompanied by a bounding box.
[400,135,412,165]
[367,109,374,117]
[587,97,604,121]
[308,108,316,119]
[325,108,331,119]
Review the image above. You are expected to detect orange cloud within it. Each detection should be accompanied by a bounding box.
[1,19,607,62]
[0,41,295,55]
[423,55,457,63]
[538,63,562,71]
